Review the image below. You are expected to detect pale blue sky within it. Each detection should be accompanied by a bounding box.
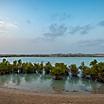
[0,0,104,54]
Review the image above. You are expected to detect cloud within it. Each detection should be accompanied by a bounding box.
[0,37,66,54]
[0,20,18,33]
[66,39,104,53]
[98,20,104,26]
[76,39,104,46]
[69,24,93,35]
[43,24,67,39]
[43,23,94,40]
[69,26,81,34]
[51,12,71,21]
[26,20,31,24]
[0,36,104,54]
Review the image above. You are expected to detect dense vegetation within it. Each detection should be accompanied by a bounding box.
[0,53,104,57]
[0,59,104,82]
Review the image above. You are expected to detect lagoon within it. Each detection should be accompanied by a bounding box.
[0,57,104,66]
[0,57,104,94]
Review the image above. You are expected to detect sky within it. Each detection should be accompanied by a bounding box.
[0,0,104,54]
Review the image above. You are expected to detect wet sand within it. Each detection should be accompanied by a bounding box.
[0,87,104,104]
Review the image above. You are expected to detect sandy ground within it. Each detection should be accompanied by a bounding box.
[0,87,104,104]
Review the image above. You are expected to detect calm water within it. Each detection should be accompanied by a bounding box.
[0,57,104,94]
[1,57,104,66]
[0,74,104,94]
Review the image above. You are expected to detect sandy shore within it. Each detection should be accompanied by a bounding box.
[0,87,104,104]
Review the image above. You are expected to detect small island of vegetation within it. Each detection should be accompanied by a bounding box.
[0,59,104,82]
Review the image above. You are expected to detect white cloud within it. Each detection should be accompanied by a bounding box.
[0,20,18,33]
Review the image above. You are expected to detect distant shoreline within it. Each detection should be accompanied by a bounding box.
[0,54,104,57]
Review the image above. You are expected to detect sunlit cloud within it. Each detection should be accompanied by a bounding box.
[0,20,18,33]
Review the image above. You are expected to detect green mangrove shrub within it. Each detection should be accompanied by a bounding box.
[44,62,53,74]
[51,63,67,80]
[79,62,91,78]
[0,58,104,82]
[70,64,78,77]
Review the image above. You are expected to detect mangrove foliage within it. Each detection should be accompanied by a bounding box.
[0,59,104,82]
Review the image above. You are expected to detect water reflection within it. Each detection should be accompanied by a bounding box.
[51,80,65,93]
[0,74,104,94]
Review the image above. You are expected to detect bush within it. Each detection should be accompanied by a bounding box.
[70,64,78,77]
[51,63,67,80]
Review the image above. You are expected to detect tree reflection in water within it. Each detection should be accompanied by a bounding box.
[0,74,104,94]
[51,80,65,93]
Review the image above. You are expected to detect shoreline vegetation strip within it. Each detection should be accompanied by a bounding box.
[0,59,104,82]
[0,54,104,57]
